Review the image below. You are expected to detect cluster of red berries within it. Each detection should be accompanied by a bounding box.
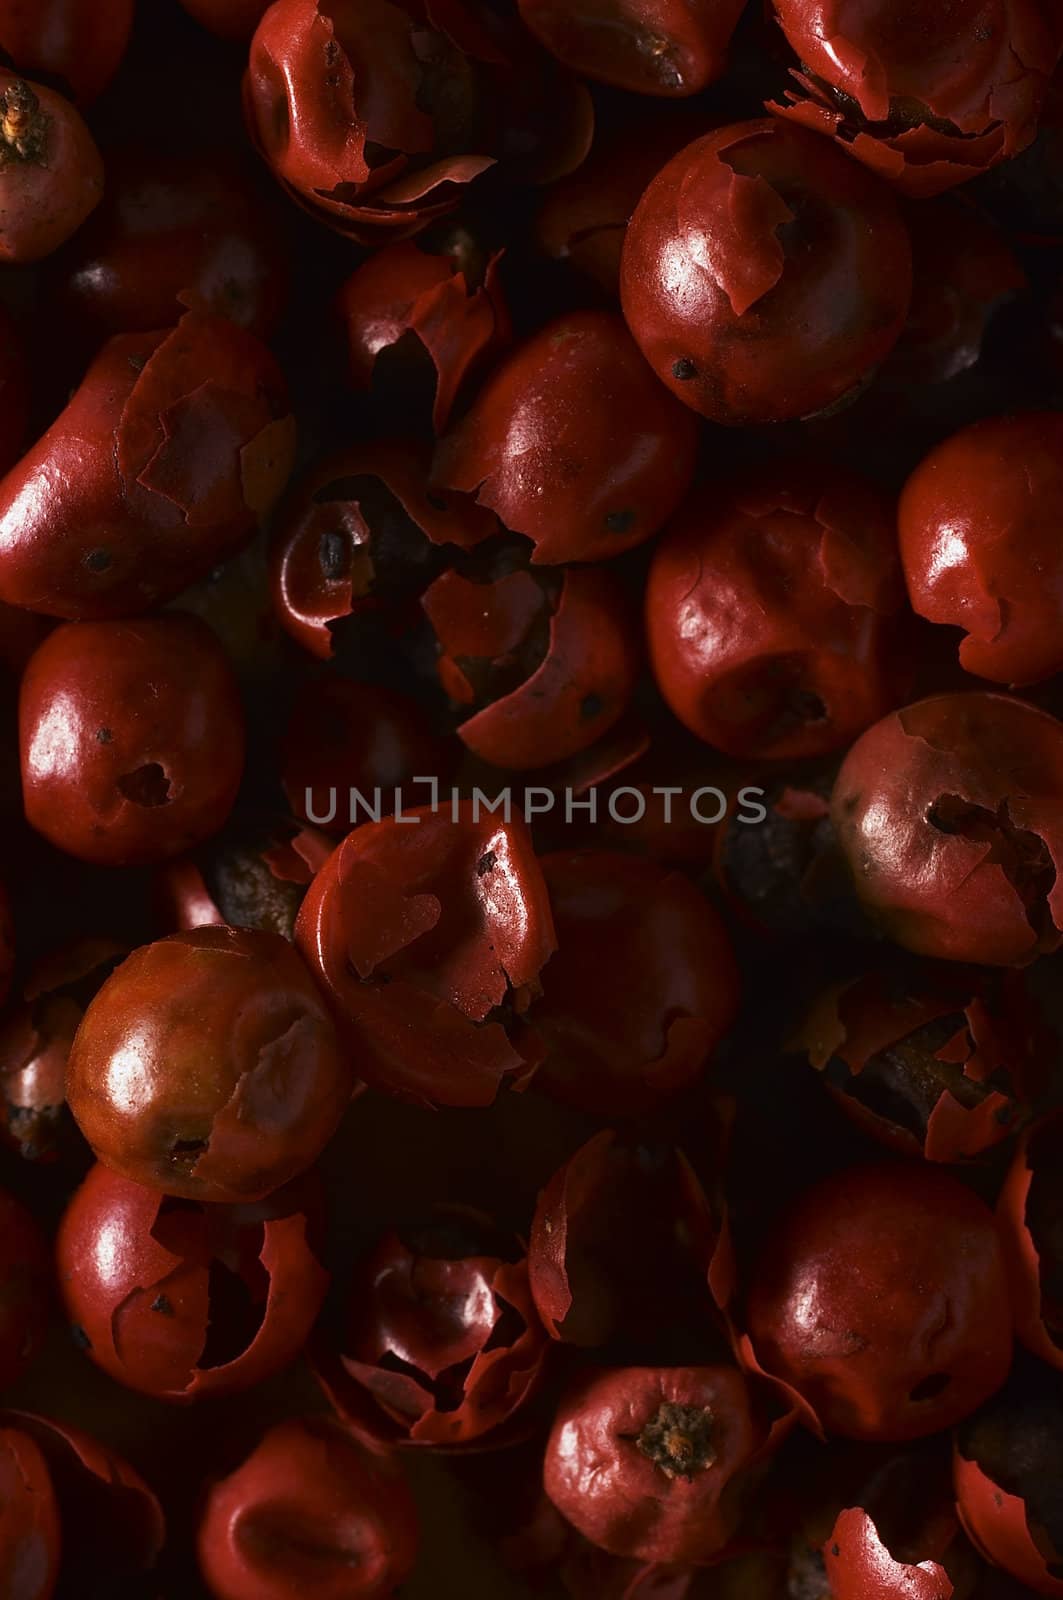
[0,1,1061,1597]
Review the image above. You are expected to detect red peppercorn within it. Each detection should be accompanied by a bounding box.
[0,71,102,261]
[900,413,1063,686]
[796,962,1044,1163]
[269,439,493,660]
[528,1130,731,1350]
[831,693,1063,966]
[319,1211,549,1448]
[158,815,332,938]
[197,1417,418,1599]
[294,803,556,1107]
[647,465,904,760]
[433,309,699,564]
[954,1368,1063,1596]
[281,678,457,836]
[529,850,739,1117]
[516,0,746,97]
[0,311,295,618]
[0,1187,49,1388]
[0,0,133,105]
[336,227,509,432]
[0,1412,164,1596]
[57,1163,329,1401]
[66,925,353,1201]
[742,1161,1013,1441]
[20,615,246,866]
[49,148,290,346]
[422,564,640,771]
[544,1364,776,1564]
[997,1111,1063,1372]
[621,119,912,425]
[769,0,1063,197]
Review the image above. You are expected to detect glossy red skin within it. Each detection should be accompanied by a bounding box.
[20,615,246,867]
[831,693,1063,966]
[423,566,640,771]
[0,312,296,618]
[620,120,912,425]
[797,965,1043,1163]
[66,926,353,1202]
[544,1365,768,1564]
[769,0,1063,197]
[0,0,133,104]
[997,1111,1063,1371]
[50,148,290,344]
[244,0,495,244]
[328,1218,549,1447]
[516,0,745,96]
[529,851,739,1117]
[295,804,556,1107]
[433,309,699,564]
[57,1164,329,1402]
[197,1417,418,1599]
[0,70,102,262]
[900,414,1063,686]
[281,679,457,837]
[179,0,272,39]
[270,439,494,659]
[0,1187,49,1388]
[647,466,903,760]
[824,1503,965,1600]
[337,236,509,432]
[0,1412,164,1594]
[742,1162,1013,1442]
[528,1130,731,1348]
[955,1444,1063,1596]
[0,938,126,1163]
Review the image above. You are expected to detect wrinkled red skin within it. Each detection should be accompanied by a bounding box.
[831,693,1063,966]
[157,819,333,938]
[544,1365,772,1565]
[647,466,904,761]
[179,0,272,40]
[0,70,102,261]
[0,300,28,478]
[797,964,1044,1163]
[270,439,494,659]
[0,1187,50,1388]
[529,851,739,1117]
[324,1213,549,1447]
[741,1162,1013,1442]
[433,309,699,564]
[244,0,495,244]
[422,565,640,771]
[49,148,290,345]
[0,937,126,1163]
[57,1164,329,1402]
[66,925,353,1202]
[0,0,133,104]
[620,119,913,426]
[824,1451,976,1600]
[883,200,1026,386]
[0,311,296,618]
[337,233,509,432]
[769,0,1063,197]
[997,1111,1063,1371]
[0,1411,165,1596]
[197,1416,418,1599]
[281,679,457,836]
[900,414,1063,687]
[955,1441,1063,1596]
[20,615,246,867]
[517,0,745,96]
[294,804,556,1107]
[535,113,699,296]
[528,1130,732,1349]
